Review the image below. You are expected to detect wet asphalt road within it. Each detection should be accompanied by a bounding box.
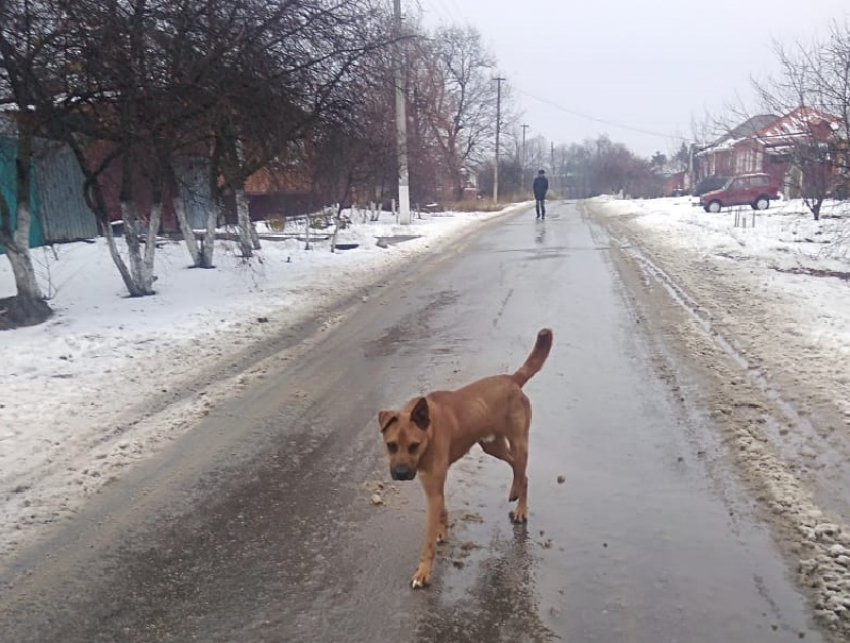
[0,202,825,642]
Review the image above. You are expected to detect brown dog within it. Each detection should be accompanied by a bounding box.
[377,328,553,588]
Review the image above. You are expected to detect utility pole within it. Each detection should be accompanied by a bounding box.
[550,142,556,195]
[492,76,505,203]
[521,123,529,195]
[394,0,411,224]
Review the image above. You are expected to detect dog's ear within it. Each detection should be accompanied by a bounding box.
[378,410,397,433]
[410,397,430,430]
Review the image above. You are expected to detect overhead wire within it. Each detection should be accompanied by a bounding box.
[516,88,692,144]
[410,1,692,147]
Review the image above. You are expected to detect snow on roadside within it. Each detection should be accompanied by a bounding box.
[587,195,850,637]
[591,196,850,413]
[0,204,525,561]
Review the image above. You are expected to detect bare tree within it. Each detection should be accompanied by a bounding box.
[3,0,397,291]
[411,25,500,200]
[0,0,62,325]
[753,24,850,219]
[311,46,397,237]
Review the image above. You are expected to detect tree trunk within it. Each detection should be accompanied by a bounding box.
[0,125,52,327]
[165,163,201,266]
[172,194,201,266]
[1,241,51,327]
[144,200,162,287]
[235,187,255,257]
[101,213,143,296]
[249,219,261,250]
[330,203,343,253]
[0,255,51,329]
[119,200,154,295]
[232,136,260,255]
[8,135,45,304]
[2,240,41,301]
[200,198,220,269]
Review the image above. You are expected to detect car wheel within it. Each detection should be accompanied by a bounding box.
[753,196,769,210]
[706,200,722,213]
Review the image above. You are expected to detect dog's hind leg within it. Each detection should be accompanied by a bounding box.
[479,435,514,466]
[480,435,527,509]
[507,407,531,523]
[508,438,529,523]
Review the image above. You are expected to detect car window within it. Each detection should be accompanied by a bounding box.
[732,179,747,189]
[752,175,768,186]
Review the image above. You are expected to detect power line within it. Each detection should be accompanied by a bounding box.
[516,87,692,144]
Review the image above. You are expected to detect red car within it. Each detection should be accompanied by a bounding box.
[700,173,780,213]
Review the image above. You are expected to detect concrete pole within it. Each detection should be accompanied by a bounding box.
[394,0,411,224]
[493,76,505,202]
[521,123,529,196]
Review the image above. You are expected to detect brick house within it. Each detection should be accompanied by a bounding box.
[693,114,778,183]
[693,108,844,197]
[756,107,843,198]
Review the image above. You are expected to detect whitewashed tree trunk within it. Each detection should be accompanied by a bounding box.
[143,202,162,287]
[235,188,254,257]
[247,214,261,250]
[101,214,139,296]
[0,240,51,325]
[173,194,201,266]
[330,204,341,253]
[2,198,42,302]
[200,199,219,268]
[118,201,155,296]
[0,124,51,323]
[3,240,41,302]
[233,138,260,254]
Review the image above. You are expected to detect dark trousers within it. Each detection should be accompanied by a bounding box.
[535,198,546,217]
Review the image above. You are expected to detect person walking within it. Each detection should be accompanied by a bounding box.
[533,169,549,219]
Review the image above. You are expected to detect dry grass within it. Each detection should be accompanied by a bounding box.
[443,198,507,213]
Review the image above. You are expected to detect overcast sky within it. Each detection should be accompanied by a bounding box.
[415,0,850,157]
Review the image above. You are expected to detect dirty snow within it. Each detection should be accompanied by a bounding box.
[5,194,850,635]
[0,205,523,561]
[587,195,850,637]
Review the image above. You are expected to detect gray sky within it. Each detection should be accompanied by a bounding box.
[416,0,850,157]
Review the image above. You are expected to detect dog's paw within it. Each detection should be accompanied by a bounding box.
[411,565,431,589]
[509,509,528,524]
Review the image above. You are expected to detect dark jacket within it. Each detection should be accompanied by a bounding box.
[533,174,549,199]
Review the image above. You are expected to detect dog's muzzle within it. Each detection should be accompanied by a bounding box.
[391,465,416,481]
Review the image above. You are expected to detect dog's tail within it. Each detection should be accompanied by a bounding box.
[511,328,553,388]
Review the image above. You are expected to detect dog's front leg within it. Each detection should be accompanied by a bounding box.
[411,472,445,589]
